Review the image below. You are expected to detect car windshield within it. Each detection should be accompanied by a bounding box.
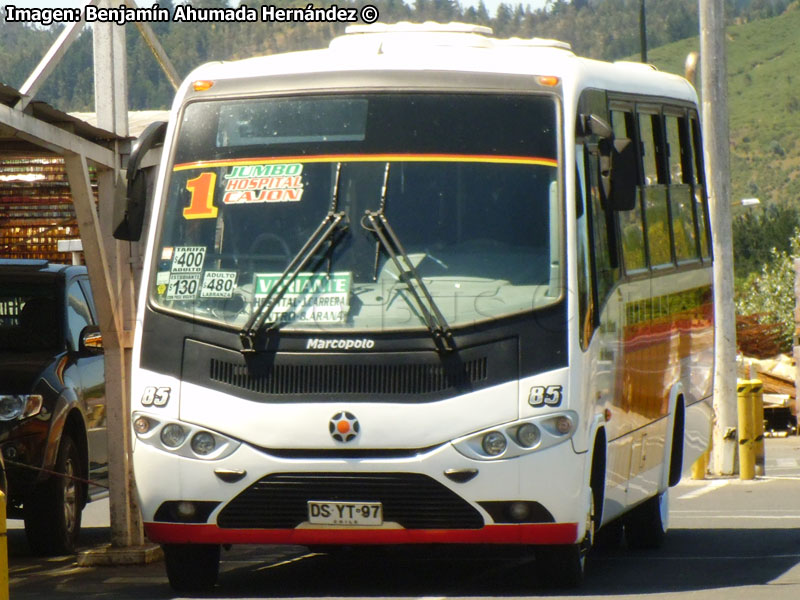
[152,92,561,332]
[0,283,61,352]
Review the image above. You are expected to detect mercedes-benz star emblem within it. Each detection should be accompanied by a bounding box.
[329,411,360,442]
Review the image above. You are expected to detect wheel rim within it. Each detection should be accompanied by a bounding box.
[62,455,78,535]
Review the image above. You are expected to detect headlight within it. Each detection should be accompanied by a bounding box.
[160,423,187,448]
[481,431,507,456]
[516,423,541,448]
[191,431,217,456]
[0,395,43,421]
[131,412,241,461]
[452,410,579,461]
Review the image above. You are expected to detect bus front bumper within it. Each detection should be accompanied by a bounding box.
[144,521,579,546]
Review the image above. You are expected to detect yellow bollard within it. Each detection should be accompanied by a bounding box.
[691,448,709,480]
[751,380,765,476]
[0,491,7,600]
[737,380,756,480]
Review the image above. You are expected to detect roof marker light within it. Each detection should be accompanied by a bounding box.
[192,80,214,92]
[537,75,560,87]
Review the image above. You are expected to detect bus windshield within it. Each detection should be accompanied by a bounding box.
[152,93,561,333]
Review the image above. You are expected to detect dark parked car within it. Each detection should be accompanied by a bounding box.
[0,259,106,555]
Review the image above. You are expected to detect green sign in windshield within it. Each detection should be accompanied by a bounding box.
[254,272,352,324]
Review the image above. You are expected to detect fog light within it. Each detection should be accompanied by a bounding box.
[133,416,152,434]
[481,431,507,456]
[175,501,196,520]
[191,431,216,456]
[555,416,573,435]
[509,501,531,521]
[516,423,541,448]
[160,423,187,448]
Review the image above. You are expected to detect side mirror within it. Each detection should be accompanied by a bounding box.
[113,121,168,241]
[584,113,638,212]
[79,325,103,355]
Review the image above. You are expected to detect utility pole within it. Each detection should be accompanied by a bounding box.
[640,0,648,62]
[699,0,738,475]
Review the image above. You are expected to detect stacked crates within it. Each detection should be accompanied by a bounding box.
[0,156,95,262]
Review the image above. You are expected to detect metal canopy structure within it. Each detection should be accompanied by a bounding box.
[0,0,180,558]
[0,83,120,158]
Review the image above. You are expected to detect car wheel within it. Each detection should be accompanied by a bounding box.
[24,433,83,555]
[163,543,221,593]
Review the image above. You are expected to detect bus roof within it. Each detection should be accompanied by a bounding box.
[181,21,697,105]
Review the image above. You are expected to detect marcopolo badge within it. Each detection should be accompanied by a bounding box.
[329,411,360,442]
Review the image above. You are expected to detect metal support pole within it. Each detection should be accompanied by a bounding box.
[92,1,143,549]
[700,0,738,475]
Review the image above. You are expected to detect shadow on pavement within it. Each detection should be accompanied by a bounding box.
[7,527,800,598]
[214,528,800,598]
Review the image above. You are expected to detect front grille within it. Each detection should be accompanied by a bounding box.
[183,337,518,403]
[209,357,488,395]
[217,472,484,530]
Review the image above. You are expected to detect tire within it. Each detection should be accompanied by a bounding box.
[24,433,83,555]
[594,518,624,552]
[534,489,593,588]
[534,544,585,588]
[163,543,221,593]
[625,490,669,549]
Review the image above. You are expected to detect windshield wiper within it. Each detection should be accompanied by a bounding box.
[361,163,456,353]
[240,163,347,353]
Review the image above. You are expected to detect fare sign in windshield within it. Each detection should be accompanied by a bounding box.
[254,272,351,324]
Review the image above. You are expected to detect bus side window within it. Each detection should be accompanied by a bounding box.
[689,114,712,259]
[666,112,699,262]
[586,146,618,308]
[639,111,673,268]
[576,158,593,349]
[611,109,646,273]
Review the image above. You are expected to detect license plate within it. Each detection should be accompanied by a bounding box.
[307,501,383,526]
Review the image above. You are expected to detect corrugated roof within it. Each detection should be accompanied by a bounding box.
[0,79,123,156]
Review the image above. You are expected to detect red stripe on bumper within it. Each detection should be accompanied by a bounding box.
[144,522,579,545]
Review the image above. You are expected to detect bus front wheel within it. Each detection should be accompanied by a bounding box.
[534,491,593,588]
[534,544,585,588]
[163,543,221,593]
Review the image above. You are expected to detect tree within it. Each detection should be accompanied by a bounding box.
[735,227,800,353]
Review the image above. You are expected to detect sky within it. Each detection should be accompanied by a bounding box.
[5,0,551,19]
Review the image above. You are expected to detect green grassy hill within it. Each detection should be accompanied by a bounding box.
[642,3,800,208]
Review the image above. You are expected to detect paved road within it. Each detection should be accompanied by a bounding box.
[8,436,800,599]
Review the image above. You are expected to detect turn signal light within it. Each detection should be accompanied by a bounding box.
[192,80,214,92]
[537,75,560,87]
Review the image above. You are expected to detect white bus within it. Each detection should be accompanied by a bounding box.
[117,22,714,592]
